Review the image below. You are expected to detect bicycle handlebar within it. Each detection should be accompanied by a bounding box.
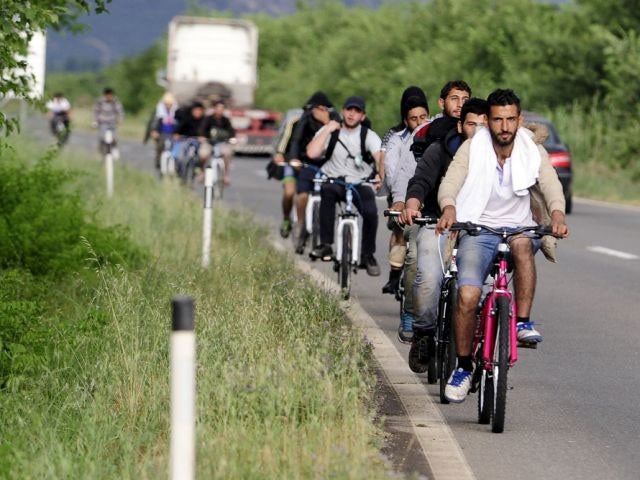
[448,222,560,238]
[383,209,437,225]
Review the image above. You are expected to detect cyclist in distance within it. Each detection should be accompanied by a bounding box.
[288,91,341,253]
[435,89,569,403]
[381,86,430,296]
[172,101,209,174]
[202,100,236,186]
[149,91,179,173]
[307,95,383,276]
[400,98,488,368]
[93,87,124,160]
[46,92,71,143]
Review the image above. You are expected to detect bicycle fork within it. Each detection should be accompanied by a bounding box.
[335,217,360,265]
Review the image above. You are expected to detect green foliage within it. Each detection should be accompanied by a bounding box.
[0,1,111,136]
[0,143,389,478]
[0,149,145,276]
[46,42,166,115]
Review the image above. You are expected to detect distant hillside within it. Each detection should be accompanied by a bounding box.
[46,0,382,72]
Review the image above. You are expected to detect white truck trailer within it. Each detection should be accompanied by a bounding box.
[166,16,278,154]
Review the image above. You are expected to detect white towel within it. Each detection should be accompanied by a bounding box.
[456,127,541,222]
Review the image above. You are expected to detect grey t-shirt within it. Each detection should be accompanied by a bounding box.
[319,125,382,184]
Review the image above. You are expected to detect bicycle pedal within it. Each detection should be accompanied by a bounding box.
[517,341,538,349]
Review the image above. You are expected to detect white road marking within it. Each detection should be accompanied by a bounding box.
[587,246,639,260]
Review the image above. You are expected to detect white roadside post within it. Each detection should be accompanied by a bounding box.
[170,296,196,480]
[202,167,214,268]
[104,129,114,198]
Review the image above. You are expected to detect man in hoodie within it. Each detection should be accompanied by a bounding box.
[435,89,568,403]
[382,90,431,342]
[381,86,430,297]
[288,91,341,253]
[400,98,489,370]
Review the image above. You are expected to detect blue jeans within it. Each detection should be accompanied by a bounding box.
[457,229,541,289]
[412,227,444,330]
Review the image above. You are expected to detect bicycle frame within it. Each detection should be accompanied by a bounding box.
[334,186,360,265]
[305,172,323,235]
[474,243,518,369]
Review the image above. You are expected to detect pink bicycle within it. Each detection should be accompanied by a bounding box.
[452,223,557,433]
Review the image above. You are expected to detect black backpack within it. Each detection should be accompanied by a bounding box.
[324,126,375,168]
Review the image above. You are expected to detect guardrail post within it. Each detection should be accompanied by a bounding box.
[202,167,214,268]
[170,296,196,480]
[104,129,114,198]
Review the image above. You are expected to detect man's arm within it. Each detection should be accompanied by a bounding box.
[536,145,569,237]
[400,143,445,224]
[223,116,236,138]
[435,139,471,232]
[288,114,308,160]
[437,138,471,211]
[307,120,340,159]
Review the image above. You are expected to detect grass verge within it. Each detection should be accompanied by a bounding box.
[0,139,393,479]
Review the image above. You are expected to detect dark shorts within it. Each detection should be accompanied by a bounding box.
[296,165,321,194]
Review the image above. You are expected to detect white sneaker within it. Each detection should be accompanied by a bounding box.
[444,368,473,403]
[112,147,120,161]
[517,322,543,343]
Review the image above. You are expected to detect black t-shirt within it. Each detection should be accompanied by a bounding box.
[202,115,235,141]
[175,113,207,137]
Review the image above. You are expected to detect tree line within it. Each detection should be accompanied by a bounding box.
[44,0,639,178]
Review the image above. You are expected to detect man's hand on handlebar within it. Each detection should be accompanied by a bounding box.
[550,210,569,238]
[274,153,286,166]
[401,198,422,225]
[436,205,457,234]
[371,173,382,192]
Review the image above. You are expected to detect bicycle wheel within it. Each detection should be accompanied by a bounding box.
[340,224,352,299]
[492,296,511,433]
[439,280,458,404]
[311,201,321,250]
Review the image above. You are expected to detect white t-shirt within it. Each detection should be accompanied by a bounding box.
[46,98,71,114]
[319,125,382,184]
[478,158,535,228]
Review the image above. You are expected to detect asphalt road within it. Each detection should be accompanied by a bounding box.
[54,129,640,480]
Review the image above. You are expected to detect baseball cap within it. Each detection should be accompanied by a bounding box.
[343,96,366,112]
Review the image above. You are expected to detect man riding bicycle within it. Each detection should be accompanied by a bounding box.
[288,91,341,253]
[399,97,488,366]
[307,96,383,276]
[435,89,569,403]
[93,87,124,160]
[172,101,210,176]
[202,100,236,186]
[46,92,71,142]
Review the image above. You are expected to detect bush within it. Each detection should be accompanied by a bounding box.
[0,150,146,276]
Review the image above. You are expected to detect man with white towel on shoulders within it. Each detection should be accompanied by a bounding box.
[435,88,569,404]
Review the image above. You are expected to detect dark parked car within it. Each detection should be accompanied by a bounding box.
[523,112,573,214]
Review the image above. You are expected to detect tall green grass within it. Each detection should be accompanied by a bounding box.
[0,140,392,478]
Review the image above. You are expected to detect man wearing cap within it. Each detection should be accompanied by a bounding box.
[288,91,341,253]
[306,96,383,276]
